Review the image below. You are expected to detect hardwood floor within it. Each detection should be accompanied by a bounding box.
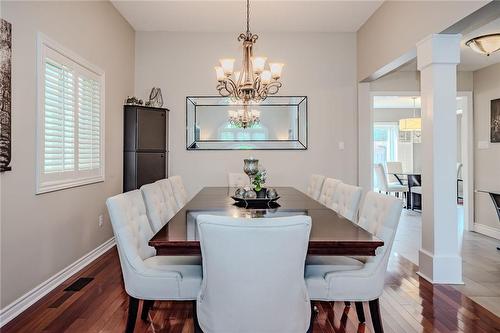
[3,248,500,333]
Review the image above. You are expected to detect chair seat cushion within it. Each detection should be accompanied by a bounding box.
[387,183,407,192]
[141,256,202,299]
[305,257,363,301]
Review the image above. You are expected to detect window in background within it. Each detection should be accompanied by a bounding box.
[36,34,105,194]
[373,122,399,188]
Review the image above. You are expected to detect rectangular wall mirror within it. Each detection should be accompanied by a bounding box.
[186,96,307,150]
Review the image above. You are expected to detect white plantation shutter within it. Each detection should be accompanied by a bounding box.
[78,76,101,170]
[37,35,105,194]
[44,59,75,173]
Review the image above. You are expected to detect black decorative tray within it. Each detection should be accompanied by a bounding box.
[231,196,280,208]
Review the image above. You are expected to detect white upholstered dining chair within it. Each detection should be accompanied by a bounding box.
[306,174,326,200]
[155,178,180,213]
[106,190,201,333]
[196,215,313,333]
[330,183,363,222]
[140,182,176,233]
[318,178,341,207]
[169,175,189,208]
[228,172,250,187]
[374,163,407,198]
[305,191,403,333]
[386,161,405,184]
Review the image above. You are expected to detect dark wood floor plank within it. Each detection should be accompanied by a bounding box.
[3,247,500,333]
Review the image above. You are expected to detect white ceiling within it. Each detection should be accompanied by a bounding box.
[111,0,384,32]
[398,17,500,73]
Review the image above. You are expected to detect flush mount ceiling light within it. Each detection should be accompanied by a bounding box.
[214,0,284,103]
[465,33,500,56]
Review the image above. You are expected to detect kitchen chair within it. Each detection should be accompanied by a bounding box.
[140,182,176,233]
[228,172,250,187]
[318,178,342,208]
[196,215,313,333]
[169,175,189,208]
[106,190,201,333]
[374,163,407,199]
[305,191,403,333]
[330,183,363,222]
[156,178,180,213]
[386,161,406,184]
[307,174,326,201]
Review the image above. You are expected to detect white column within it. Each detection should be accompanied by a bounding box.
[417,34,463,284]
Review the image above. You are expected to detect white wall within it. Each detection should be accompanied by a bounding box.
[0,1,135,308]
[473,63,500,235]
[135,32,358,195]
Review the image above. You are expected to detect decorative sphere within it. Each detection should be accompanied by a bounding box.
[244,189,257,199]
[267,188,278,199]
[235,187,246,198]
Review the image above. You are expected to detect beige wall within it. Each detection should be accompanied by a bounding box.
[473,63,500,233]
[0,1,134,308]
[357,1,487,81]
[135,32,358,196]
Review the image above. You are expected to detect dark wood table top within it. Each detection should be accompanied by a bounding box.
[149,187,384,256]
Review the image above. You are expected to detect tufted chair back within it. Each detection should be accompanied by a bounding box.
[374,163,389,192]
[318,178,341,207]
[156,178,180,212]
[228,173,250,187]
[306,174,326,200]
[169,175,189,208]
[330,183,363,222]
[326,191,402,300]
[141,183,176,233]
[196,215,312,333]
[106,191,156,292]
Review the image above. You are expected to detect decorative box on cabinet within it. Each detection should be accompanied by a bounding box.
[123,105,169,192]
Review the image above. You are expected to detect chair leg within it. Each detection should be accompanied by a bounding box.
[369,298,384,333]
[344,301,351,307]
[141,300,154,322]
[355,302,365,323]
[193,300,203,333]
[126,296,139,333]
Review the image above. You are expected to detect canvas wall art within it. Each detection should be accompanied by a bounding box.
[0,18,12,171]
[492,98,500,143]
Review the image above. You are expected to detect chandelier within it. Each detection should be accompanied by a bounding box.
[228,107,260,129]
[399,97,421,132]
[214,0,284,103]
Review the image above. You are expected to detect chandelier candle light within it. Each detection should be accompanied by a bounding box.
[214,0,284,104]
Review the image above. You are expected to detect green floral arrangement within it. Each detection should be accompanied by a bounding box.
[252,168,267,192]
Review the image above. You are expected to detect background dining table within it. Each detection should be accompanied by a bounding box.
[149,187,384,256]
[392,172,421,209]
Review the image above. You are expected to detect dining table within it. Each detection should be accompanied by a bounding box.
[149,187,384,257]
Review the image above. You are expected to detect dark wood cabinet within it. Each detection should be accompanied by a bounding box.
[123,105,169,192]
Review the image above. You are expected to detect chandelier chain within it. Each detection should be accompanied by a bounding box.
[246,0,250,34]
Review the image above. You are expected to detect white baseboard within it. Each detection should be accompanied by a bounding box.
[0,237,115,327]
[473,223,500,240]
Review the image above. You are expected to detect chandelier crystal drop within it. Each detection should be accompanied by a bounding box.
[214,0,284,104]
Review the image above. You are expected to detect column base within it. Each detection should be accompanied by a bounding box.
[417,248,464,284]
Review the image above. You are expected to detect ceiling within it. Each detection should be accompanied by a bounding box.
[111,0,383,32]
[398,17,500,73]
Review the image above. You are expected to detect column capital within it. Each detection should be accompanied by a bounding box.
[417,34,461,70]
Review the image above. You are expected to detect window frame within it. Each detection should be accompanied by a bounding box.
[36,33,105,194]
